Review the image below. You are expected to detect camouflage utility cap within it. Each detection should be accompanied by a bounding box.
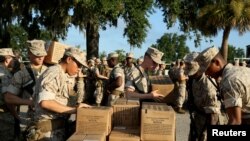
[183,52,200,76]
[137,57,143,62]
[88,59,95,65]
[91,56,97,61]
[65,47,88,67]
[126,52,134,58]
[195,46,219,73]
[107,52,118,60]
[27,39,47,56]
[0,48,15,57]
[102,57,107,61]
[96,58,101,63]
[146,47,164,64]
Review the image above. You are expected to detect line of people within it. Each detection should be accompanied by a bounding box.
[0,40,165,141]
[169,46,250,141]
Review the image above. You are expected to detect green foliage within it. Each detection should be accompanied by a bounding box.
[1,0,152,59]
[157,0,250,60]
[153,33,190,63]
[115,49,126,63]
[122,0,154,47]
[228,44,245,62]
[99,51,107,59]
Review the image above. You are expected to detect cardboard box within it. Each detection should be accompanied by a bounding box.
[112,98,140,127]
[67,134,86,141]
[109,127,140,141]
[44,41,70,64]
[149,76,174,97]
[76,106,113,136]
[141,102,176,141]
[67,132,106,141]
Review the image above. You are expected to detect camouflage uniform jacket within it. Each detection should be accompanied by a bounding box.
[109,64,125,92]
[34,65,69,121]
[0,64,13,105]
[168,66,179,83]
[124,63,136,83]
[125,65,151,93]
[7,64,47,98]
[192,73,221,114]
[221,64,250,117]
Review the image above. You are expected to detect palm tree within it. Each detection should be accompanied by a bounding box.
[197,0,250,61]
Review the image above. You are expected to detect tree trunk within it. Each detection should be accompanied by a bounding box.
[221,26,231,62]
[0,22,11,48]
[86,22,99,60]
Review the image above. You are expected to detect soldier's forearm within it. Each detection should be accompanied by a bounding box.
[39,100,76,114]
[4,93,33,106]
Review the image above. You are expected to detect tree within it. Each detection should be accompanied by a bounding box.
[99,51,108,59]
[1,0,154,60]
[115,49,126,63]
[157,0,250,61]
[72,0,154,59]
[197,0,250,61]
[153,33,190,62]
[228,44,245,62]
[155,0,211,47]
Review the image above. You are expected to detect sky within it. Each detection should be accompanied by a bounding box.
[62,9,250,59]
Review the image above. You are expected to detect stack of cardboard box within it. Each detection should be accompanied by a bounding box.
[68,100,176,141]
[109,98,141,141]
[140,102,176,141]
[67,106,113,141]
[109,127,141,141]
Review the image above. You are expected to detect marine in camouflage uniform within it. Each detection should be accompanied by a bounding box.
[125,47,164,100]
[175,61,188,113]
[195,46,249,125]
[168,60,180,106]
[99,57,112,106]
[27,47,91,141]
[220,64,250,124]
[107,52,125,106]
[67,71,86,107]
[5,40,48,130]
[155,61,166,76]
[94,59,108,106]
[184,52,228,141]
[136,57,143,66]
[124,52,136,83]
[0,48,16,141]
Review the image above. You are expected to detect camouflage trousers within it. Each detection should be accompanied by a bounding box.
[26,126,65,141]
[107,90,124,106]
[0,112,15,141]
[108,95,120,106]
[176,83,186,108]
[95,85,103,104]
[188,112,228,141]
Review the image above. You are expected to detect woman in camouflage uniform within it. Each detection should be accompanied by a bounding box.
[27,47,91,141]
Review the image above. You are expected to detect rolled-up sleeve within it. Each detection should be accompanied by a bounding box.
[38,90,56,103]
[6,84,20,95]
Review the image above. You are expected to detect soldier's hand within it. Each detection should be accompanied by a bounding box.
[28,99,34,107]
[77,103,92,108]
[151,90,164,98]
